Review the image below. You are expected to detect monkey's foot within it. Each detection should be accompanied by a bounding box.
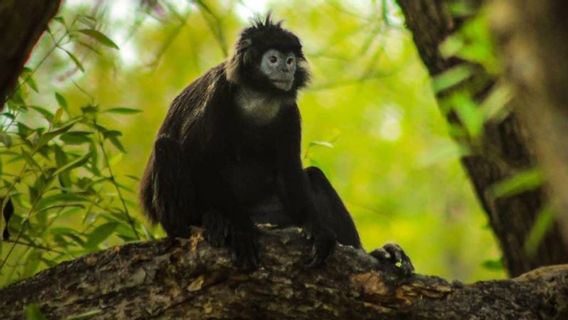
[370,243,414,277]
[229,223,260,270]
[304,226,336,268]
[203,211,260,270]
[203,210,230,247]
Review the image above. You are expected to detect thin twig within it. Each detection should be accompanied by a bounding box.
[95,120,141,240]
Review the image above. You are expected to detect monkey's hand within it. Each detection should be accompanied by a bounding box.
[305,226,336,268]
[203,211,260,270]
[370,243,414,277]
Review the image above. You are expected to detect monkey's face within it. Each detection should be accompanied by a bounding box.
[259,49,297,91]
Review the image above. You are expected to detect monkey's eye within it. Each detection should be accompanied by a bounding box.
[286,57,295,65]
[269,56,278,63]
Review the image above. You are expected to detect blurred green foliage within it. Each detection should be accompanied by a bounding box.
[0,0,506,286]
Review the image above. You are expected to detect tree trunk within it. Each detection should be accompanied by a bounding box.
[0,0,61,107]
[0,228,567,319]
[396,0,568,277]
[491,0,568,247]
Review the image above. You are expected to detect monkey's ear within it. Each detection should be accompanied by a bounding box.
[241,38,252,49]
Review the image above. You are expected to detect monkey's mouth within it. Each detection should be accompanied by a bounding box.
[271,79,294,91]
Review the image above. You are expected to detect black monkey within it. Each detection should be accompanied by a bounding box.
[140,16,413,273]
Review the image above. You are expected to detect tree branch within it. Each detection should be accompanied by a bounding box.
[0,0,62,107]
[0,227,567,319]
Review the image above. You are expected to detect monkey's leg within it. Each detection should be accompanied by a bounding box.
[199,171,260,270]
[305,167,414,276]
[305,166,362,248]
[202,210,259,270]
[152,135,194,237]
[276,165,336,268]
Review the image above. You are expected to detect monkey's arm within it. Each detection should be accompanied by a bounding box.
[140,135,195,237]
[139,67,228,237]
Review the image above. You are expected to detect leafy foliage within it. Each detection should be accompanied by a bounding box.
[0,9,145,286]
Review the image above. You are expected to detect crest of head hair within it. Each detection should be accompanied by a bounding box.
[250,12,283,30]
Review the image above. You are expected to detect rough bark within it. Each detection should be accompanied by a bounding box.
[0,227,567,319]
[396,0,568,277]
[491,0,568,246]
[0,0,61,107]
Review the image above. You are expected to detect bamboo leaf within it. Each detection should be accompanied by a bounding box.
[102,107,141,114]
[62,49,85,72]
[85,222,118,249]
[60,131,93,145]
[78,29,119,49]
[53,153,90,176]
[54,92,68,110]
[489,168,543,198]
[524,206,555,257]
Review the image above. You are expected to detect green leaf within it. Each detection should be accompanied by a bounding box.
[108,136,126,153]
[62,49,85,72]
[449,94,484,138]
[78,29,119,50]
[77,41,101,55]
[489,168,543,198]
[51,227,86,246]
[85,222,118,249]
[102,130,122,139]
[448,2,477,17]
[309,140,334,148]
[1,111,15,121]
[432,65,472,93]
[24,304,47,320]
[53,108,64,124]
[21,149,42,171]
[23,250,42,277]
[53,16,65,25]
[29,105,54,121]
[102,107,141,114]
[37,120,78,148]
[17,122,33,139]
[109,152,123,166]
[418,140,470,166]
[0,132,12,147]
[60,131,93,145]
[482,257,504,272]
[25,76,39,93]
[36,193,87,212]
[77,14,97,27]
[125,174,140,182]
[54,92,68,110]
[524,206,555,257]
[53,153,90,176]
[480,83,512,121]
[81,105,99,115]
[54,145,71,190]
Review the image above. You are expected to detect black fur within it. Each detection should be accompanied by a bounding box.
[140,16,361,268]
